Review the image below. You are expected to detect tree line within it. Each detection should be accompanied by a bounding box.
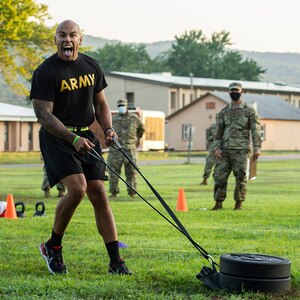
[87,30,265,81]
[1,0,265,99]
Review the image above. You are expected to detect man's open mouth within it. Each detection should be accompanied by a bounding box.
[63,45,73,57]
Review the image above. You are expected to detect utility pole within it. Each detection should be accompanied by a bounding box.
[187,126,195,164]
[189,73,194,101]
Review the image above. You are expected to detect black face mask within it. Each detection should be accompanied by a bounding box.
[230,92,241,101]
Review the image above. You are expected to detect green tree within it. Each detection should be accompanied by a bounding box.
[218,51,265,81]
[165,30,265,81]
[86,42,161,73]
[1,0,55,96]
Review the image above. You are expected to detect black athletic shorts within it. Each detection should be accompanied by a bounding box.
[39,127,107,188]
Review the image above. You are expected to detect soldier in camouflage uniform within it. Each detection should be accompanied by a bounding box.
[200,123,217,185]
[41,155,66,198]
[42,165,66,198]
[107,99,145,198]
[212,82,262,210]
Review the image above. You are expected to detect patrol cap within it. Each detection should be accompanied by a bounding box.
[117,99,128,106]
[229,82,242,91]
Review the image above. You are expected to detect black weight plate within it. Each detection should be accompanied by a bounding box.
[219,272,291,293]
[220,254,291,279]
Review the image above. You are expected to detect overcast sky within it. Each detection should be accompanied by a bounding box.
[38,0,300,53]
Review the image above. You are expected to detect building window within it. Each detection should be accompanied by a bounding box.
[260,124,266,141]
[171,92,176,109]
[126,92,135,109]
[182,94,185,107]
[182,123,192,140]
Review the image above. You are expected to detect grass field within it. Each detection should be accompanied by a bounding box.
[0,153,299,299]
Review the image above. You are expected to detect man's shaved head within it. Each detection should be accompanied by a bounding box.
[56,20,81,36]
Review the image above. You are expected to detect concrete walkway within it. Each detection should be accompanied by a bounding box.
[138,154,300,166]
[1,154,300,168]
[138,154,300,165]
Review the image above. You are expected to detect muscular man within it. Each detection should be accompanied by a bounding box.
[30,20,131,275]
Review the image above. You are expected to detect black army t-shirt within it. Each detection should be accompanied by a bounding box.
[30,53,107,127]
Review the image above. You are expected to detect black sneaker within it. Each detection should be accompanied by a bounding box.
[39,241,67,275]
[108,258,132,275]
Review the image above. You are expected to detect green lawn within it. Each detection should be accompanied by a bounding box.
[0,156,299,299]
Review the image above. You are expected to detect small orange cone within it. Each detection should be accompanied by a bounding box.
[176,188,188,212]
[4,194,17,219]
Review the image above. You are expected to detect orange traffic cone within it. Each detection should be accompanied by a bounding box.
[4,194,17,219]
[176,188,188,212]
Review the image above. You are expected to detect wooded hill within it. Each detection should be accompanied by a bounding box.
[83,35,300,86]
[2,35,300,106]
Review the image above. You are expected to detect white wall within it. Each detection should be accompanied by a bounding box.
[105,76,169,114]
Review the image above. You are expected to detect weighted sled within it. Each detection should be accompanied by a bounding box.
[219,253,291,293]
[219,273,291,293]
[219,254,291,279]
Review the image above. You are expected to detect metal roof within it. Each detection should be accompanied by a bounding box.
[0,103,37,121]
[211,92,300,120]
[108,71,300,94]
[166,92,300,121]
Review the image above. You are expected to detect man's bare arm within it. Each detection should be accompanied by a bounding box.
[32,99,94,151]
[33,99,76,143]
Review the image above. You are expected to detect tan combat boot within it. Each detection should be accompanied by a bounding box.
[200,178,208,185]
[234,201,243,210]
[44,189,50,198]
[211,201,223,210]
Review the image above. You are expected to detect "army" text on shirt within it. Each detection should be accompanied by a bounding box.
[60,74,95,92]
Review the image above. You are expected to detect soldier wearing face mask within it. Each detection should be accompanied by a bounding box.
[211,82,262,210]
[107,99,145,198]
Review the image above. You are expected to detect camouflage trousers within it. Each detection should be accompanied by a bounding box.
[41,166,65,192]
[107,148,137,195]
[213,149,249,202]
[202,150,216,179]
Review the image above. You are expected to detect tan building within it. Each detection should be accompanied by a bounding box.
[2,85,300,152]
[0,103,39,152]
[105,72,300,116]
[165,92,300,151]
[0,103,165,153]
